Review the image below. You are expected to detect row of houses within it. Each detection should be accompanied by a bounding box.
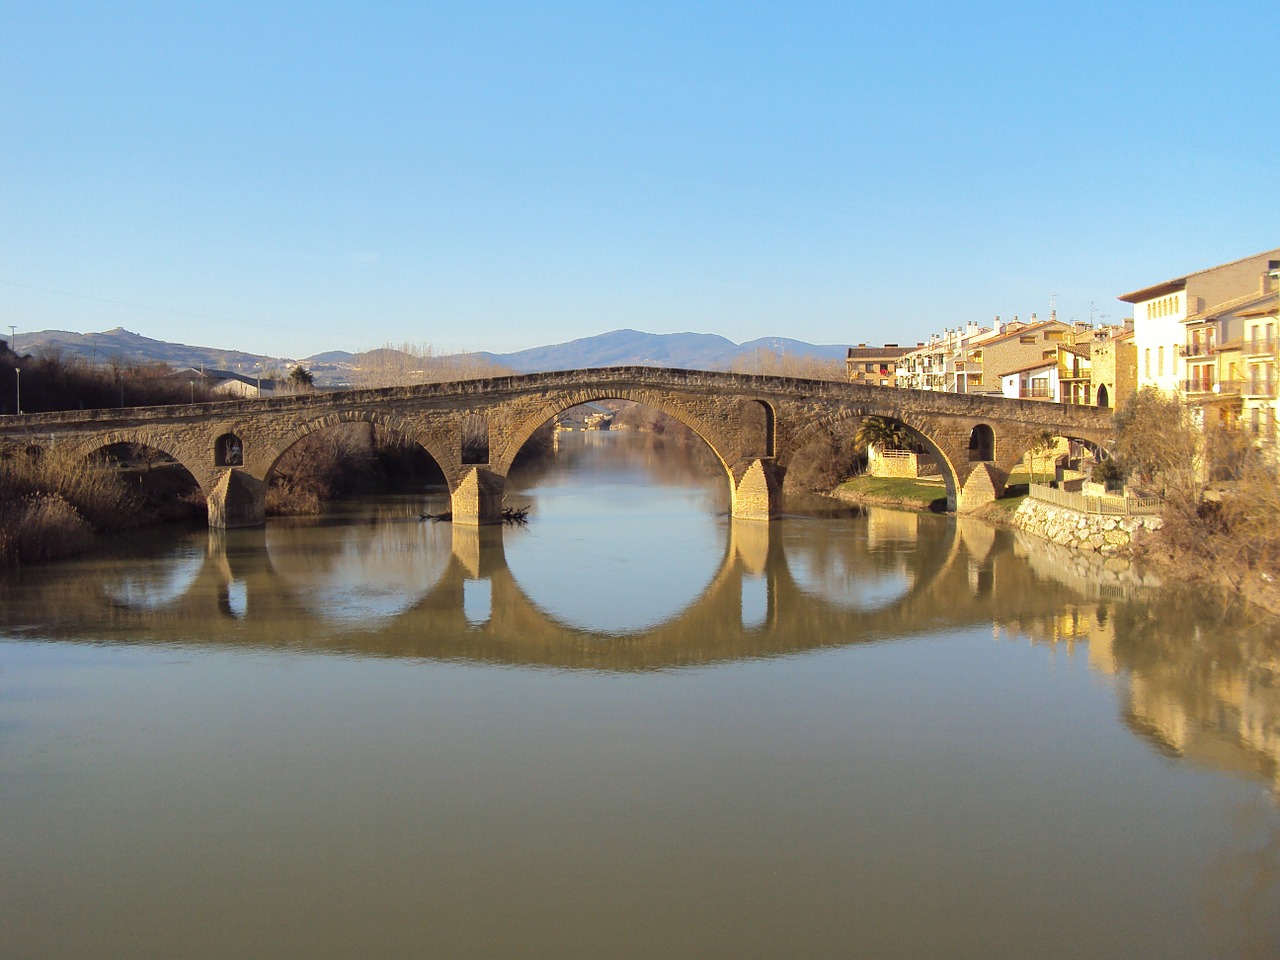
[848,246,1280,448]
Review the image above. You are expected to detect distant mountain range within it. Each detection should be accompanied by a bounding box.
[10,326,849,386]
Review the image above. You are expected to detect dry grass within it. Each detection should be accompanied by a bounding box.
[0,449,144,565]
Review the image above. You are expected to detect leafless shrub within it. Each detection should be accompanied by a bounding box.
[351,343,512,389]
[268,423,378,515]
[785,432,866,493]
[0,494,95,563]
[729,348,846,381]
[609,401,697,439]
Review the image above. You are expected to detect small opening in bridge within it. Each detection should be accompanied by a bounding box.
[461,414,489,465]
[968,424,994,462]
[216,433,243,467]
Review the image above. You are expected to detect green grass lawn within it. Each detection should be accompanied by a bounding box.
[838,475,947,507]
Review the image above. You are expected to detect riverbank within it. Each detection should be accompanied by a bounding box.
[833,477,1280,617]
[832,476,947,512]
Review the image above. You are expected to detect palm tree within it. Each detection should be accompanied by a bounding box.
[855,416,914,453]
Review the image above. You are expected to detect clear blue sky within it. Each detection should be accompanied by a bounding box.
[2,1,1276,359]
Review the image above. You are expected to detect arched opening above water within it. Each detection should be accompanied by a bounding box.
[266,420,447,516]
[87,441,206,522]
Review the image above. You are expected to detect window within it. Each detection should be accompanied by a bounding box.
[1158,346,1164,376]
[1145,348,1151,377]
[1020,336,1036,344]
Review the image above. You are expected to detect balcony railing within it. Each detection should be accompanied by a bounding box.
[1244,381,1278,399]
[1018,385,1053,399]
[1245,337,1278,357]
[1182,377,1216,394]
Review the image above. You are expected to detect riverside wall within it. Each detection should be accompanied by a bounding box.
[1010,496,1163,555]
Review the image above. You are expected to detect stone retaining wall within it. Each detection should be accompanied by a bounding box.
[1011,496,1163,555]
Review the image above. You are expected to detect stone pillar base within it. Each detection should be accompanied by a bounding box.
[452,467,506,525]
[731,459,783,521]
[207,471,266,529]
[957,462,1007,513]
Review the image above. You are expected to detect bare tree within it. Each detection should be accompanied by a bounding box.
[352,343,512,389]
[1113,387,1200,501]
[728,348,846,381]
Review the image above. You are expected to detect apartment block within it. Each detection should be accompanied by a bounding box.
[846,344,905,387]
[1121,247,1280,446]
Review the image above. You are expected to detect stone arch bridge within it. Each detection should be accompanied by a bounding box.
[0,366,1112,527]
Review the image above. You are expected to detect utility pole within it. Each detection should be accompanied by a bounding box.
[14,367,20,414]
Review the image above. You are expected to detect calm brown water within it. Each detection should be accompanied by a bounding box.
[2,431,1279,959]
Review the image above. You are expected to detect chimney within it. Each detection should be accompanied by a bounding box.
[1030,312,1037,322]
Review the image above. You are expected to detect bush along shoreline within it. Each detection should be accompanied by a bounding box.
[0,449,152,566]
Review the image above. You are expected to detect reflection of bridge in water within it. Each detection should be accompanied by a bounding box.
[1,510,1105,671]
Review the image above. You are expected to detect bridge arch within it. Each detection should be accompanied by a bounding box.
[996,427,1113,488]
[66,430,205,488]
[785,408,963,511]
[257,409,453,487]
[492,389,735,476]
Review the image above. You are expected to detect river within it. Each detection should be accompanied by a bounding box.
[2,430,1278,959]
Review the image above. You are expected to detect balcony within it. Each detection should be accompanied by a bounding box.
[1182,343,1216,361]
[1244,381,1277,399]
[1182,378,1241,397]
[1244,337,1278,357]
[1018,385,1054,400]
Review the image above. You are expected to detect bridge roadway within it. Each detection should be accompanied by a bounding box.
[0,366,1113,527]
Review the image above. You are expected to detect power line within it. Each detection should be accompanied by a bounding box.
[0,278,330,338]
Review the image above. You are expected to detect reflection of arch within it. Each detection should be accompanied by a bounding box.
[0,505,984,670]
[216,432,243,466]
[968,424,994,461]
[1096,385,1110,408]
